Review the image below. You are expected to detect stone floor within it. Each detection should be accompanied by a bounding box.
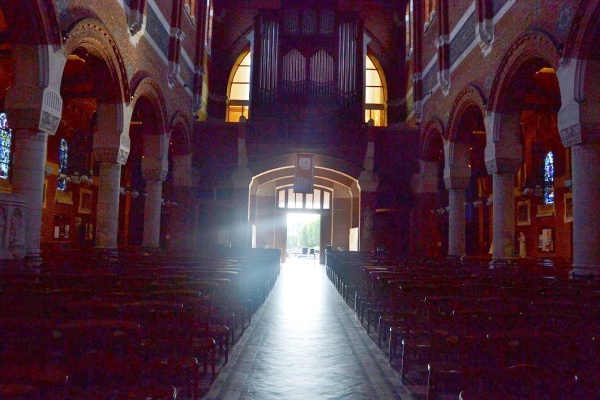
[202,258,424,400]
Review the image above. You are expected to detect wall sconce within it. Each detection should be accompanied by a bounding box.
[162,199,178,207]
[120,187,141,198]
[60,171,93,185]
[473,200,483,208]
[564,179,572,189]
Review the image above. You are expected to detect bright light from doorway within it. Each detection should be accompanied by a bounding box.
[287,213,320,259]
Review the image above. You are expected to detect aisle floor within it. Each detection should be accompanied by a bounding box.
[203,259,419,400]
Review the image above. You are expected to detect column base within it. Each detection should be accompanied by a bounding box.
[93,247,120,271]
[25,252,43,272]
[143,246,162,254]
[569,264,600,279]
[488,258,517,269]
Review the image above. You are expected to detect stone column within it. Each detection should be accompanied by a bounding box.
[11,130,49,265]
[447,187,467,257]
[557,58,600,277]
[444,141,471,259]
[490,172,516,265]
[95,162,122,251]
[142,180,162,250]
[358,124,380,251]
[3,45,65,267]
[93,104,132,258]
[231,119,252,248]
[141,134,169,252]
[570,143,600,276]
[170,154,199,253]
[485,111,522,267]
[410,160,440,257]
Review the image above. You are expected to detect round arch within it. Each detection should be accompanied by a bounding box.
[488,31,561,116]
[62,18,131,105]
[169,112,193,156]
[447,85,487,144]
[131,78,169,138]
[421,117,445,162]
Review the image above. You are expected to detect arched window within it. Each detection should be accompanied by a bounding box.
[365,55,386,126]
[405,0,414,59]
[227,51,251,122]
[543,151,554,204]
[57,138,69,191]
[0,113,12,180]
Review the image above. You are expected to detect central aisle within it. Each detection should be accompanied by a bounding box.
[204,259,416,399]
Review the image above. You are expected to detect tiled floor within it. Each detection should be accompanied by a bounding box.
[203,259,421,400]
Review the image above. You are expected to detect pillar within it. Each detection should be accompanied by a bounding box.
[93,103,132,258]
[444,141,471,259]
[141,134,169,252]
[358,124,379,251]
[11,130,49,265]
[95,161,122,251]
[170,154,199,253]
[231,118,252,248]
[410,160,440,257]
[570,143,600,276]
[4,44,65,267]
[485,111,522,267]
[142,180,162,250]
[490,172,516,265]
[447,187,467,257]
[557,58,600,277]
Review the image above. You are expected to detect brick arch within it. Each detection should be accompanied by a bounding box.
[131,78,169,137]
[62,18,131,105]
[487,31,561,115]
[169,111,192,156]
[447,85,487,144]
[421,117,445,162]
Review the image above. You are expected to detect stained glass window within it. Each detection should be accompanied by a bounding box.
[57,138,68,191]
[0,113,12,180]
[543,151,554,204]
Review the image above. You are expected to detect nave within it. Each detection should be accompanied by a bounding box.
[204,258,415,400]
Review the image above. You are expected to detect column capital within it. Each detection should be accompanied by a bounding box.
[94,132,131,165]
[172,154,196,187]
[142,156,168,182]
[444,176,470,190]
[484,111,522,175]
[443,141,471,189]
[5,86,63,135]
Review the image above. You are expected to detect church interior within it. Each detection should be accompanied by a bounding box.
[0,0,598,398]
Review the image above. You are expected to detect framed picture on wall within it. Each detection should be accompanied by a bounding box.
[564,192,573,223]
[78,189,93,214]
[517,200,530,226]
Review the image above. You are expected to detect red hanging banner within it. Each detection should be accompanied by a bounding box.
[294,153,314,193]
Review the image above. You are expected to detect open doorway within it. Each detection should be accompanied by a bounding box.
[286,212,320,261]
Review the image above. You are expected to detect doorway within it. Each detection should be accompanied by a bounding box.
[286,212,320,262]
